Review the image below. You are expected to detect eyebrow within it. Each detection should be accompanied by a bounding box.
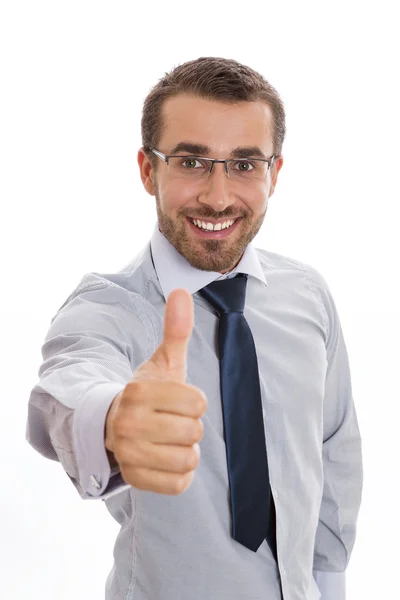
[169,142,269,159]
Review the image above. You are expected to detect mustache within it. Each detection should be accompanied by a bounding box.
[184,213,245,220]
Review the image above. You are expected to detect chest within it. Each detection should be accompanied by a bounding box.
[187,290,327,447]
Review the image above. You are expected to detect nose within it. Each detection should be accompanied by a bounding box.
[196,162,234,211]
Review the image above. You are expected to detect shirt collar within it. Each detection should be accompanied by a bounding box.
[150,222,268,300]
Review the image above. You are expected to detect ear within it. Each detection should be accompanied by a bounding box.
[137,148,156,196]
[268,155,284,197]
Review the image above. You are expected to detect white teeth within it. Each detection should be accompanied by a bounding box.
[192,219,236,231]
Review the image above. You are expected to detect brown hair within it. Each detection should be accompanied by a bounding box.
[141,56,286,169]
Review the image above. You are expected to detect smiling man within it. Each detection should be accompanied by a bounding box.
[139,94,282,274]
[26,57,363,600]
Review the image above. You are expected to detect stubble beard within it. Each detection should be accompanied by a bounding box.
[154,186,267,273]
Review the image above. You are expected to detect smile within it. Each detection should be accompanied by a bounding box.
[186,217,242,239]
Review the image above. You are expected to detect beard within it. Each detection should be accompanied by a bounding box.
[154,182,267,273]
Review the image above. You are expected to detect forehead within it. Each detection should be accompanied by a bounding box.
[159,94,274,155]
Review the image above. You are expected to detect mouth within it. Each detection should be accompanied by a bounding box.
[186,217,242,239]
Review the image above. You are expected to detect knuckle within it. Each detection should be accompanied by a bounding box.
[186,448,199,471]
[196,393,207,414]
[126,380,147,402]
[174,474,188,495]
[192,419,203,442]
[173,449,189,473]
[195,401,205,416]
[186,423,197,443]
[195,395,206,415]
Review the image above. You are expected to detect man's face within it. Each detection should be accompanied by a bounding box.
[138,94,283,273]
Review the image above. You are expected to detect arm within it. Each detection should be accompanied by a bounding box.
[311,275,363,600]
[25,278,152,500]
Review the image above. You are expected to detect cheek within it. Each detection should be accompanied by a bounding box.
[256,180,272,206]
[242,185,270,213]
[159,180,196,212]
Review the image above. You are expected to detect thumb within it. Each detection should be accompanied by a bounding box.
[149,288,194,382]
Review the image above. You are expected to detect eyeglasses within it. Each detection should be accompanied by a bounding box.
[149,148,278,183]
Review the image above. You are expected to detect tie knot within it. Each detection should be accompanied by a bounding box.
[199,273,248,316]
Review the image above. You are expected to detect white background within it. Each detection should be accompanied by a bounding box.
[1,1,399,598]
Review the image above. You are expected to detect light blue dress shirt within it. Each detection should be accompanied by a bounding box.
[26,223,363,599]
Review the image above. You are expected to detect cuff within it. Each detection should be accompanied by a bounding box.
[312,570,346,600]
[73,381,129,499]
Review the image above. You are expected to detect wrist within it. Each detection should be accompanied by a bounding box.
[104,390,124,454]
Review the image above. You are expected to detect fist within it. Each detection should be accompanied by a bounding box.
[105,289,207,495]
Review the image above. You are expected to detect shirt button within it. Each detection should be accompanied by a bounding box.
[90,475,101,489]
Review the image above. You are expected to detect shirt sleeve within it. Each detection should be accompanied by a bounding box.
[25,278,154,500]
[312,570,346,600]
[310,272,363,600]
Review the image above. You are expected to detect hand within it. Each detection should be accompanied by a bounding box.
[105,289,207,495]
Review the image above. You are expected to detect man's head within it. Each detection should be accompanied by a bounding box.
[138,57,285,273]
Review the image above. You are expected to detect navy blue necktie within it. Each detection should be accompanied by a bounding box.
[200,273,277,557]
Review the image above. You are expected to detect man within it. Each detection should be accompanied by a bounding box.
[26,56,363,600]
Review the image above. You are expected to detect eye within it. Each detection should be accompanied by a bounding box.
[232,160,255,172]
[181,157,205,169]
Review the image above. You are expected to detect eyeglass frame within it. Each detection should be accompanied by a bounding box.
[148,147,279,178]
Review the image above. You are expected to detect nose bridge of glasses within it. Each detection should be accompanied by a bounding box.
[209,158,230,177]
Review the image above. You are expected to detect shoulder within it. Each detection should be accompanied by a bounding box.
[255,247,337,338]
[255,247,329,291]
[54,241,160,316]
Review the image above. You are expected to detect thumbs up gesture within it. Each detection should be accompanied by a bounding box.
[105,289,207,495]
